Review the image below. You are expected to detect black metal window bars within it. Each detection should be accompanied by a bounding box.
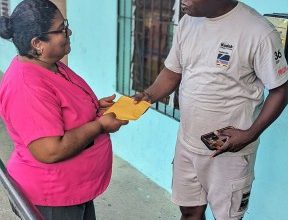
[117,0,181,121]
[0,0,9,17]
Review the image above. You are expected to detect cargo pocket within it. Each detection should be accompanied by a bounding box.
[229,174,254,218]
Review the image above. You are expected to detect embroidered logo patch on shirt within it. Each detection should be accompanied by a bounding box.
[277,66,288,75]
[274,50,282,64]
[216,42,234,68]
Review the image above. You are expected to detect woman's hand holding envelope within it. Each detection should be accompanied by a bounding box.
[104,96,151,120]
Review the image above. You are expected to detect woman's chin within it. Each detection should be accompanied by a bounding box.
[65,46,71,55]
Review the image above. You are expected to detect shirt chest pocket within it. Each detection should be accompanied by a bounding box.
[181,41,228,71]
[180,41,208,69]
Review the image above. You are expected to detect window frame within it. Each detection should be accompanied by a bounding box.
[116,0,181,121]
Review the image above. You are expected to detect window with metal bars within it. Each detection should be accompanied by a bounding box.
[0,0,10,17]
[117,0,181,120]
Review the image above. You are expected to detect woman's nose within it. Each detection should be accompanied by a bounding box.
[67,28,72,37]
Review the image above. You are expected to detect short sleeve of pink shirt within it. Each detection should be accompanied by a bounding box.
[5,70,65,146]
[0,57,112,206]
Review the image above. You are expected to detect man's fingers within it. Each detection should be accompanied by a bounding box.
[133,95,142,102]
[133,93,146,102]
[133,91,152,103]
[211,143,229,158]
[219,127,234,137]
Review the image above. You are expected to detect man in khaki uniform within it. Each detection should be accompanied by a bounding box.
[135,0,288,219]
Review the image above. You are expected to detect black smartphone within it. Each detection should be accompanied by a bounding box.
[200,126,234,150]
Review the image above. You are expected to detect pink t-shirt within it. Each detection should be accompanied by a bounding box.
[0,56,112,206]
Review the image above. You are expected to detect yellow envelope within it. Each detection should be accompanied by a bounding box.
[104,96,151,120]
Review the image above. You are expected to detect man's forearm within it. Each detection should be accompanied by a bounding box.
[145,67,181,103]
[248,81,288,139]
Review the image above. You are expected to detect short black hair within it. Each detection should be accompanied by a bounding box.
[0,0,58,57]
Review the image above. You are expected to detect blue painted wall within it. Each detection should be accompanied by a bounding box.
[0,1,287,219]
[66,0,179,197]
[0,0,20,70]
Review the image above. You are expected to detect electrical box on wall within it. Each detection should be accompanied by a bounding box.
[264,13,288,61]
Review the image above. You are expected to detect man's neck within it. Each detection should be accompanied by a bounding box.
[206,0,238,18]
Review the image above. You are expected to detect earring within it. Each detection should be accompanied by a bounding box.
[36,48,43,56]
[31,49,38,57]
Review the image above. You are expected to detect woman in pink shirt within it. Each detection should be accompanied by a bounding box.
[0,0,128,219]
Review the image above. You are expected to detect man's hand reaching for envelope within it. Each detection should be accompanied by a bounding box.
[133,91,153,103]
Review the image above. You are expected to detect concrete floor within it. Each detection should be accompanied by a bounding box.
[0,119,180,220]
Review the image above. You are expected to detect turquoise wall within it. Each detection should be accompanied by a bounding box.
[0,0,287,219]
[0,0,20,71]
[66,0,179,199]
[243,0,288,14]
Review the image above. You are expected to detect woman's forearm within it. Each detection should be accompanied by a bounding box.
[29,120,104,163]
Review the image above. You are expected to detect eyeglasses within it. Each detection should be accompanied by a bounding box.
[38,19,69,38]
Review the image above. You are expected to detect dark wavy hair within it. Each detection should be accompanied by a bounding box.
[0,0,58,57]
